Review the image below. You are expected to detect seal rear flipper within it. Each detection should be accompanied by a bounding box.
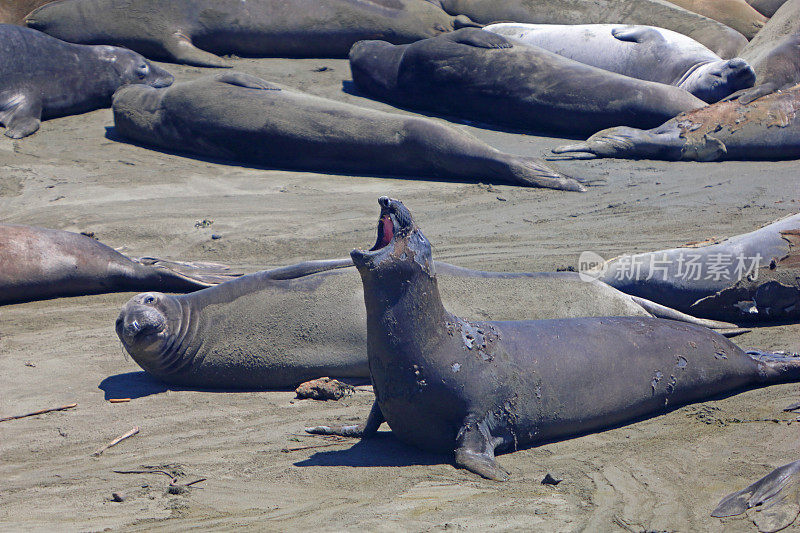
[627,295,741,331]
[712,460,800,533]
[454,418,509,481]
[305,400,384,439]
[0,93,42,139]
[137,257,244,287]
[214,72,281,91]
[446,28,512,49]
[163,32,231,68]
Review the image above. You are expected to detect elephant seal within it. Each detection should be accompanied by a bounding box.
[306,196,800,480]
[484,23,755,103]
[732,0,800,104]
[712,459,800,532]
[551,83,800,161]
[582,213,800,322]
[0,24,172,138]
[116,250,736,390]
[25,0,477,67]
[349,29,706,135]
[0,0,57,25]
[0,224,241,305]
[112,72,582,191]
[746,0,790,17]
[429,0,747,59]
[665,0,766,40]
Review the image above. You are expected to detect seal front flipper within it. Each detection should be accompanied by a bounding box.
[611,26,666,43]
[163,32,231,68]
[0,93,42,139]
[214,72,281,91]
[722,83,778,105]
[454,417,509,481]
[305,401,384,438]
[712,460,800,532]
[445,28,512,49]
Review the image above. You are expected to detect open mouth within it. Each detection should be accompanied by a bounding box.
[371,213,395,251]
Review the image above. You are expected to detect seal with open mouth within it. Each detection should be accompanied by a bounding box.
[307,196,800,480]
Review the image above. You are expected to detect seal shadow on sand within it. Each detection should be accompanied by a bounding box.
[295,433,450,469]
[99,370,297,399]
[103,126,576,187]
[340,80,595,141]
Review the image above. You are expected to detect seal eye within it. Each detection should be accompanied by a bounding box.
[143,295,156,304]
[136,64,149,79]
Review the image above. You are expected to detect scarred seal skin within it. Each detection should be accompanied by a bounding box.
[25,0,478,67]
[0,24,172,138]
[484,23,755,103]
[552,83,800,161]
[429,0,748,58]
[0,225,240,305]
[588,213,800,322]
[115,248,737,389]
[306,197,800,480]
[111,72,582,191]
[349,29,706,136]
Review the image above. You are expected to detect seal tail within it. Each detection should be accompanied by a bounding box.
[138,257,244,287]
[746,350,800,384]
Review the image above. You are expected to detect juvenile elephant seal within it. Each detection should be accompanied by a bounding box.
[307,196,800,480]
[349,29,706,135]
[712,459,800,532]
[429,0,748,58]
[0,24,172,138]
[551,83,800,161]
[112,72,582,191]
[116,253,735,389]
[732,0,800,103]
[584,213,800,322]
[484,23,755,103]
[0,0,57,25]
[0,225,241,305]
[665,0,766,40]
[25,0,477,67]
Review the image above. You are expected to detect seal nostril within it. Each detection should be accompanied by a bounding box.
[378,196,391,208]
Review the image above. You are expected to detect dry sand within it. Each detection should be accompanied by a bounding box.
[1,57,799,532]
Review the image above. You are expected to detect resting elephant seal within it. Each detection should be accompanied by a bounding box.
[712,459,800,532]
[0,0,57,25]
[551,83,800,161]
[116,251,735,390]
[0,225,241,305]
[307,196,800,480]
[349,29,706,135]
[732,0,800,104]
[746,0,790,17]
[0,24,172,138]
[583,213,800,322]
[484,23,755,103]
[25,0,477,67]
[112,72,581,191]
[429,0,747,59]
[665,0,766,40]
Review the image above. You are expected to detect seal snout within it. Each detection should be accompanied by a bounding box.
[116,293,169,345]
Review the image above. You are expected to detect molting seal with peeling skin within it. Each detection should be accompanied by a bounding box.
[307,196,800,480]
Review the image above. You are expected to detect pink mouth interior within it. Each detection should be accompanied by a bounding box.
[374,215,394,250]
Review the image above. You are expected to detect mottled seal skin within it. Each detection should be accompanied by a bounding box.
[712,460,800,532]
[25,0,477,67]
[588,213,800,322]
[349,29,706,136]
[0,0,57,25]
[0,24,172,138]
[429,0,747,58]
[306,197,800,480]
[112,72,582,191]
[484,23,755,103]
[732,0,800,104]
[665,0,766,40]
[746,0,790,17]
[116,252,737,389]
[0,225,241,305]
[551,83,800,161]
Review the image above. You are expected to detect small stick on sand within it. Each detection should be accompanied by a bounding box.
[108,398,131,403]
[282,436,351,453]
[0,403,77,423]
[92,426,140,456]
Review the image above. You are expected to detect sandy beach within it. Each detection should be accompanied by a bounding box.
[1,56,799,532]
